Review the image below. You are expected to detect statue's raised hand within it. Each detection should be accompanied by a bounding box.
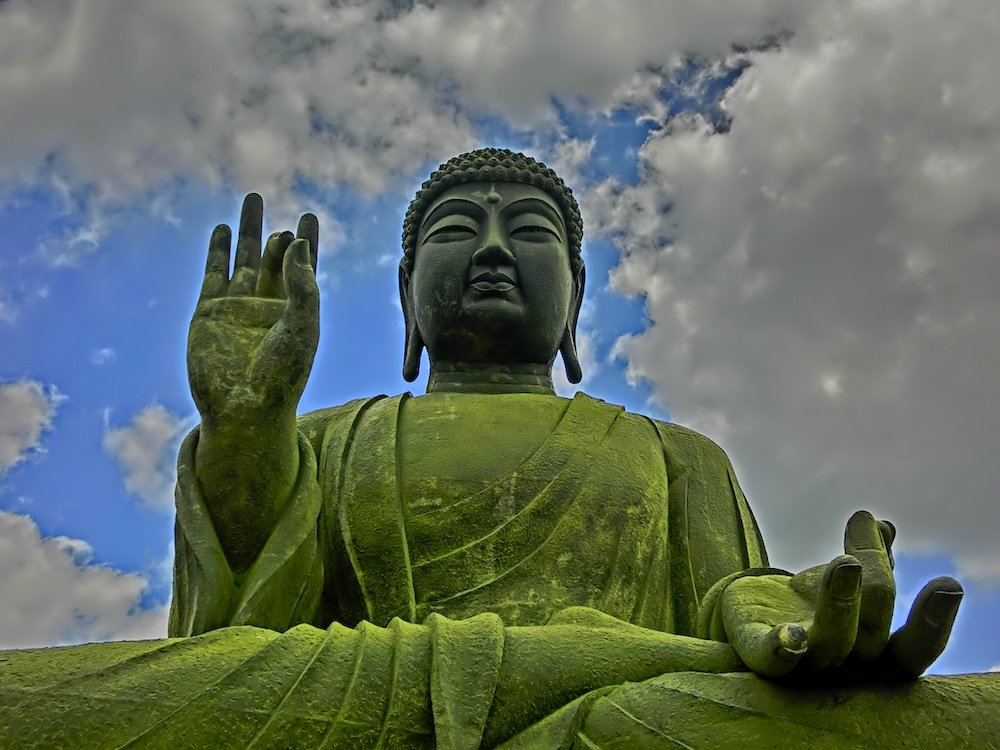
[721,511,962,682]
[188,193,319,430]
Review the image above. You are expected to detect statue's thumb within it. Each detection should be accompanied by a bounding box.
[282,239,319,319]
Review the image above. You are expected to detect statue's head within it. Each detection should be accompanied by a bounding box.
[399,148,586,386]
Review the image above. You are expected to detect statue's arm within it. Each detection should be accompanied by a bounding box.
[170,400,373,636]
[171,195,324,636]
[187,196,319,573]
[482,607,745,747]
[651,420,776,634]
[681,433,789,636]
[169,422,326,636]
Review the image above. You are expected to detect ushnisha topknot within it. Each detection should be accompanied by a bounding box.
[402,148,583,272]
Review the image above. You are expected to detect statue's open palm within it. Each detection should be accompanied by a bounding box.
[722,511,962,682]
[188,193,319,429]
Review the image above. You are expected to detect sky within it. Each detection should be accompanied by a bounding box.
[1,0,998,675]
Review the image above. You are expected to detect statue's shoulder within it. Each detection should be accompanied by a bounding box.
[635,409,734,473]
[575,391,732,468]
[296,395,389,450]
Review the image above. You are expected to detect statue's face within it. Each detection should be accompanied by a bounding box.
[404,181,580,367]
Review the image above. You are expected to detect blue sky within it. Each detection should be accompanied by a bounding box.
[1,0,999,675]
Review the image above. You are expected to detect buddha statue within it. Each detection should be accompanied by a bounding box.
[2,149,998,749]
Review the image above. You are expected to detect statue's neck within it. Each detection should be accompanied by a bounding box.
[426,361,555,395]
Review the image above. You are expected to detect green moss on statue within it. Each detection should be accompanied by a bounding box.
[1,149,997,749]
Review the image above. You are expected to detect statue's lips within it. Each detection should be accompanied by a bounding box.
[469,271,516,292]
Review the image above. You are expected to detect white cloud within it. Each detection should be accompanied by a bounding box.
[380,1,805,125]
[0,289,16,323]
[594,1,1000,579]
[0,380,64,474]
[0,280,53,321]
[543,137,596,193]
[103,404,187,511]
[0,0,814,262]
[0,0,478,262]
[0,511,167,648]
[88,347,116,366]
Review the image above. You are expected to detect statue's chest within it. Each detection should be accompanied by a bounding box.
[395,394,569,518]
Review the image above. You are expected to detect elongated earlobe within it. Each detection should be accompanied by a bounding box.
[560,326,582,384]
[560,263,586,384]
[403,326,424,381]
[399,262,423,381]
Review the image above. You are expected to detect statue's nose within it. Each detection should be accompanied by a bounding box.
[471,231,516,268]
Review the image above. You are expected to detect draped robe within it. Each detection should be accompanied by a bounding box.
[3,392,998,748]
[171,391,769,638]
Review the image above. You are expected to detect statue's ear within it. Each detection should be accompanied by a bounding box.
[399,261,423,382]
[560,263,586,384]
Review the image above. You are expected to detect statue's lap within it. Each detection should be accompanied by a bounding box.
[2,623,997,749]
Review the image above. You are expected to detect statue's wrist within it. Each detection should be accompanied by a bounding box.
[195,414,300,496]
[192,416,302,574]
[198,407,298,443]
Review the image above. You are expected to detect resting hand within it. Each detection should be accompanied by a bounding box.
[722,510,962,681]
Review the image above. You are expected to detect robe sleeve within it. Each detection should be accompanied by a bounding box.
[168,426,325,637]
[655,420,784,635]
[657,424,796,641]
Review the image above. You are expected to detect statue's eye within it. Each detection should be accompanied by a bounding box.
[510,225,559,242]
[425,225,477,243]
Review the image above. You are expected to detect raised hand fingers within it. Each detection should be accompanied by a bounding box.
[255,240,319,389]
[230,193,264,296]
[845,510,895,659]
[257,231,295,298]
[879,520,896,570]
[296,212,319,272]
[885,577,963,680]
[282,239,319,319]
[200,224,231,300]
[801,555,862,671]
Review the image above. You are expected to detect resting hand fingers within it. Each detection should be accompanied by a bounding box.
[844,510,895,659]
[879,519,896,570]
[296,212,319,272]
[800,555,862,672]
[722,576,812,678]
[884,576,963,680]
[731,621,809,678]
